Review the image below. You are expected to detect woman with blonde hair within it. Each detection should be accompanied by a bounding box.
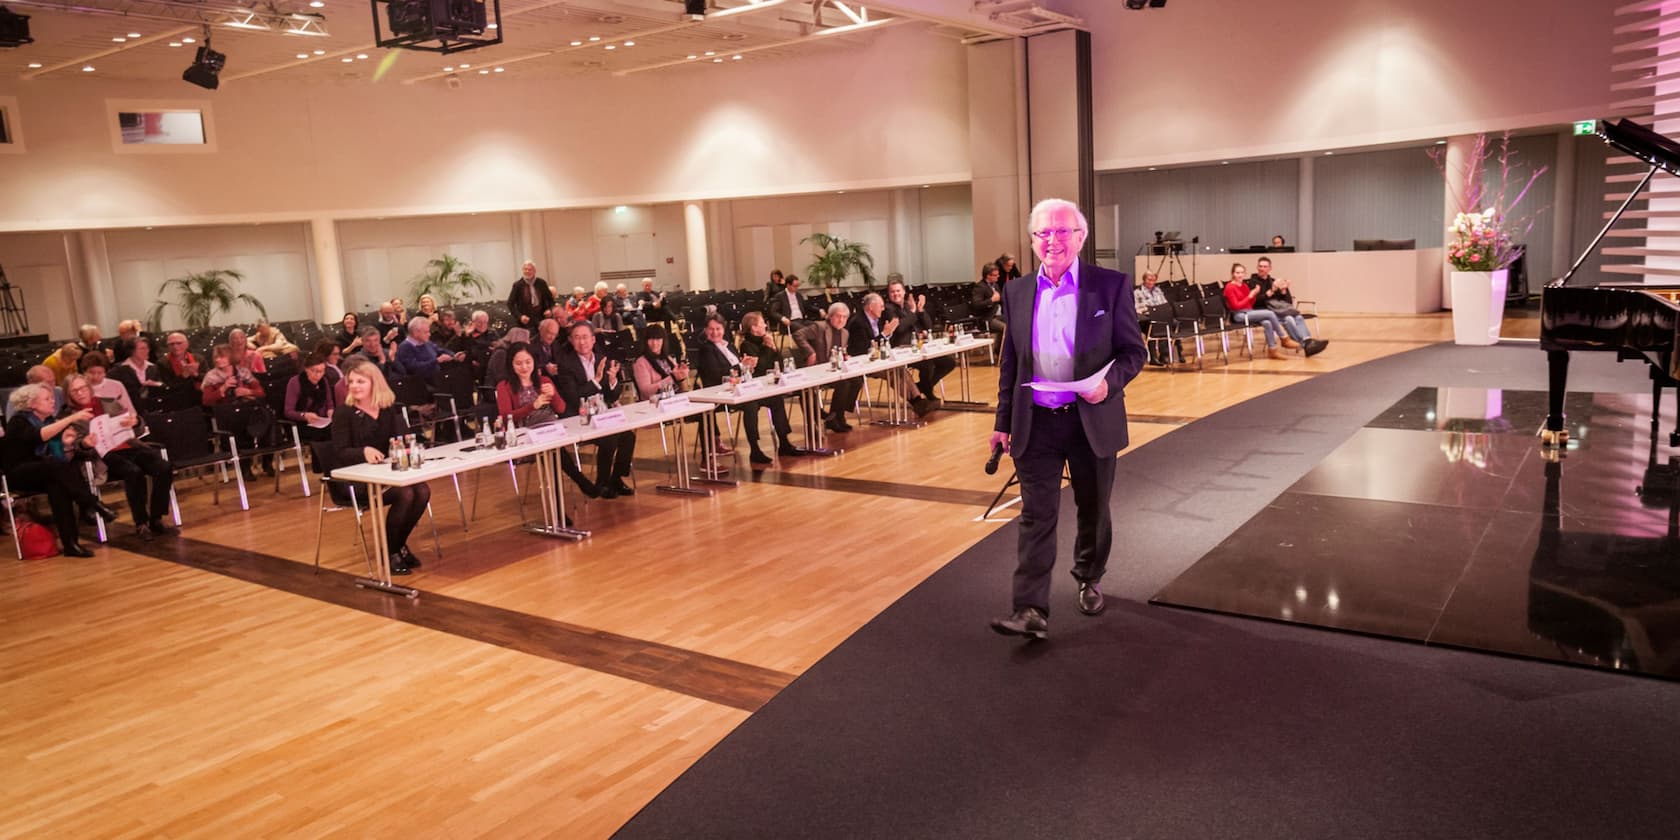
[327,359,431,574]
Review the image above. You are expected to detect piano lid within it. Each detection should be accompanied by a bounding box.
[1596,118,1680,178]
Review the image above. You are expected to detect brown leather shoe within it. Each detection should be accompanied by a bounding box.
[1267,348,1288,361]
[1280,336,1301,350]
[990,607,1049,640]
[1077,581,1106,616]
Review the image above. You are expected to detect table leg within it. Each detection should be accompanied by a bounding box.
[353,482,419,598]
[942,346,992,413]
[800,385,839,456]
[658,417,712,496]
[693,410,739,487]
[522,447,589,540]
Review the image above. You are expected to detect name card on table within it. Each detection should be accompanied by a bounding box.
[658,394,693,412]
[735,378,764,394]
[590,408,628,429]
[778,370,806,386]
[523,423,570,445]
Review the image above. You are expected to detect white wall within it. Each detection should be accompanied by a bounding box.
[336,213,517,313]
[105,223,313,330]
[0,231,76,340]
[0,25,972,232]
[1075,0,1617,169]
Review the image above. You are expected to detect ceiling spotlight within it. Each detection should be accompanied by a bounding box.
[685,54,696,60]
[487,22,497,29]
[169,42,182,47]
[478,69,487,74]
[309,0,323,6]
[703,50,714,56]
[112,37,127,43]
[27,61,41,68]
[622,40,634,46]
[712,58,721,63]
[684,0,706,21]
[182,40,226,89]
[312,48,325,54]
[356,53,368,59]
[341,56,352,62]
[493,66,503,72]
[459,62,469,68]
[444,65,454,71]
[127,31,141,38]
[604,44,614,50]
[588,36,600,41]
[296,52,308,58]
[82,65,95,72]
[570,40,581,46]
[731,54,741,60]
[183,36,195,43]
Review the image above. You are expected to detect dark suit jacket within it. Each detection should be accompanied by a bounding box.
[110,361,160,408]
[845,311,891,356]
[553,349,622,418]
[692,340,741,389]
[507,277,556,328]
[883,302,930,347]
[767,289,807,327]
[994,261,1148,458]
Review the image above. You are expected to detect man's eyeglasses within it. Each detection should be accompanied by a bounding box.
[1031,227,1084,242]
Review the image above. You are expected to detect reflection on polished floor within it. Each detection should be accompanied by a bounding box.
[1152,386,1680,679]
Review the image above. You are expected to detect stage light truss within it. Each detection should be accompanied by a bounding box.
[3,0,331,37]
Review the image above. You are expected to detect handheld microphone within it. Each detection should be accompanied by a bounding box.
[984,442,1004,475]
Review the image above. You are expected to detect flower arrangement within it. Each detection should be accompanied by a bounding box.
[1431,133,1547,272]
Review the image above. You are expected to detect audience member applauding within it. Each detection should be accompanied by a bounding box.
[347,326,406,379]
[631,324,690,401]
[201,344,265,406]
[554,322,636,499]
[373,302,404,351]
[456,310,498,382]
[1222,263,1288,360]
[849,292,933,415]
[432,309,461,348]
[333,313,361,350]
[328,360,431,575]
[417,294,440,322]
[531,318,564,378]
[972,262,1006,358]
[393,316,454,383]
[497,343,605,502]
[637,278,673,327]
[1253,257,1326,356]
[736,312,802,464]
[285,351,339,443]
[795,303,862,434]
[109,336,163,408]
[693,314,745,457]
[3,383,119,556]
[615,283,646,333]
[563,286,592,322]
[225,329,268,375]
[60,374,178,541]
[42,343,83,385]
[161,332,203,390]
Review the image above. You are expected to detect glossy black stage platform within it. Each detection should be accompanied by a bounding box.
[1152,386,1680,679]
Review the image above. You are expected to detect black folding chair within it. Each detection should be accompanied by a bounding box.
[145,407,247,510]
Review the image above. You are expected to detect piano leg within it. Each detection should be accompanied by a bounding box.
[1540,349,1570,450]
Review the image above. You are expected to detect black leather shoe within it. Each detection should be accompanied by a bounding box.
[1304,339,1328,357]
[990,607,1049,640]
[134,524,154,542]
[609,479,634,497]
[778,444,806,457]
[598,484,619,500]
[148,519,180,536]
[575,477,601,499]
[398,545,421,569]
[63,543,96,558]
[1077,581,1106,616]
[749,450,773,465]
[909,397,932,417]
[92,502,120,524]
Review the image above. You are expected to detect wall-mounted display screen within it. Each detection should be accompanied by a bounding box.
[117,110,206,145]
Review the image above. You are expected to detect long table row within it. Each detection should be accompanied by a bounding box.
[330,335,994,597]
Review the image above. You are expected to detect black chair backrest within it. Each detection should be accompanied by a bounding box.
[1143,303,1174,323]
[144,407,218,463]
[1170,298,1203,323]
[389,375,433,408]
[212,399,279,446]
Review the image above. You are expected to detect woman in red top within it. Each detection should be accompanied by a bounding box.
[494,343,597,498]
[1222,263,1287,360]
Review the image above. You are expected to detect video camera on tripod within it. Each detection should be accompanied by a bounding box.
[0,261,31,337]
[1137,231,1200,283]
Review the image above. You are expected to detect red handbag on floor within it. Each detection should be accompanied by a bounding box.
[17,520,58,560]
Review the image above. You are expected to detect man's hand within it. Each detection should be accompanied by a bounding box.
[438,352,454,362]
[1080,378,1109,404]
[989,430,1010,450]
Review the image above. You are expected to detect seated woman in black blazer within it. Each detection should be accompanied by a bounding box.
[328,359,431,575]
[734,312,801,464]
[3,383,119,556]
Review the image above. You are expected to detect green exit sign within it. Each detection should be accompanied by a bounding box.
[1574,120,1597,136]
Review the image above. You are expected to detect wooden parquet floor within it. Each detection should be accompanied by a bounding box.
[0,311,1526,839]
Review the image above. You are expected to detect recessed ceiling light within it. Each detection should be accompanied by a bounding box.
[341,57,353,62]
[444,66,454,71]
[712,58,722,63]
[459,63,470,68]
[356,53,368,59]
[486,22,497,29]
[588,36,601,41]
[623,40,634,46]
[313,49,325,54]
[169,42,182,47]
[1435,139,1447,145]
[183,36,195,43]
[836,190,846,194]
[82,65,95,72]
[127,31,141,38]
[112,37,126,43]
[604,44,615,50]
[1323,151,1334,155]
[309,0,323,6]
[493,67,504,73]
[732,54,741,60]
[296,53,309,59]
[921,184,930,188]
[1221,161,1229,165]
[1148,166,1157,171]
[27,62,41,68]
[478,69,489,74]
[686,54,697,60]
[570,40,582,46]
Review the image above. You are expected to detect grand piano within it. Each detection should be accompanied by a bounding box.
[1542,118,1680,449]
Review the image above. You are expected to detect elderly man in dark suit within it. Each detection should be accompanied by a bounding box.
[795,302,863,434]
[988,198,1149,641]
[507,261,556,330]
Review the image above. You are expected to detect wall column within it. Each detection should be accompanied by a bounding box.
[1441,134,1477,309]
[684,202,710,291]
[1296,154,1315,253]
[64,231,117,332]
[514,211,546,270]
[1549,129,1577,285]
[309,217,345,323]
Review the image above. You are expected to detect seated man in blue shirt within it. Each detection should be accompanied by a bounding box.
[393,316,455,383]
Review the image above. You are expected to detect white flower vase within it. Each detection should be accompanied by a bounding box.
[1449,270,1507,345]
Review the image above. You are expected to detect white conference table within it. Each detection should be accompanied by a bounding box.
[329,399,711,598]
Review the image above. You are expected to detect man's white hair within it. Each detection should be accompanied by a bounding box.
[826,302,850,319]
[1028,198,1088,234]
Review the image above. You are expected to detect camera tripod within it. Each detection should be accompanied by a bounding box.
[1142,235,1200,284]
[0,262,28,337]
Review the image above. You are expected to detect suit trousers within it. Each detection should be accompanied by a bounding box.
[103,445,174,526]
[1012,404,1116,616]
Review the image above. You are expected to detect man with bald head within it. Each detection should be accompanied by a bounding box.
[988,198,1148,641]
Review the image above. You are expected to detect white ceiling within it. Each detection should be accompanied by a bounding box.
[1,0,1081,86]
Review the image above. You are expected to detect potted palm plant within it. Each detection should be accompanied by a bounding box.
[802,233,877,290]
[411,254,493,305]
[144,269,268,332]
